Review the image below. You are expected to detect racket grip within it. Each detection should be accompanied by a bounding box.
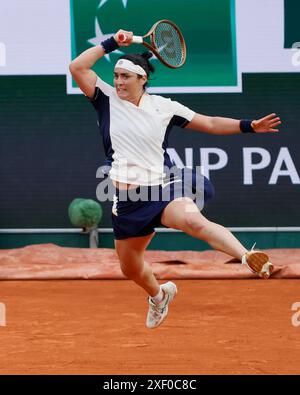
[132,35,143,44]
[117,33,143,44]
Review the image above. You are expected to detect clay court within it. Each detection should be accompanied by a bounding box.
[1,245,300,375]
[1,276,300,375]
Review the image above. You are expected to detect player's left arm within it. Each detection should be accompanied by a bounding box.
[185,113,281,135]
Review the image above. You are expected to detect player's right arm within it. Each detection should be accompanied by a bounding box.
[69,46,104,98]
[69,30,133,98]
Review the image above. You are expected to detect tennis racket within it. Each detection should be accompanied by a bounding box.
[118,20,186,68]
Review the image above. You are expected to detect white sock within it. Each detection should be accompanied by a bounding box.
[151,287,164,304]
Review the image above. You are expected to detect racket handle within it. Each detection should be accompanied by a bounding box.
[132,35,143,44]
[118,33,143,44]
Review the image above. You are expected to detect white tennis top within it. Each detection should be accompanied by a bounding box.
[90,76,195,186]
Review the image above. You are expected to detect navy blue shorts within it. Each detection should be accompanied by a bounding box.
[111,168,214,240]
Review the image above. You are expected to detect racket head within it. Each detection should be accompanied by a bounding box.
[145,19,186,68]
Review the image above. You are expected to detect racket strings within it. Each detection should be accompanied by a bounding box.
[154,22,184,67]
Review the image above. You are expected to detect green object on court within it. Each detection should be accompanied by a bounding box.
[68,198,103,228]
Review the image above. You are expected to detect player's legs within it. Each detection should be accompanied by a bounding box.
[161,197,247,259]
[115,232,178,328]
[115,232,160,296]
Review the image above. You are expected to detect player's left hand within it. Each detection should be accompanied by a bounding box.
[252,113,281,133]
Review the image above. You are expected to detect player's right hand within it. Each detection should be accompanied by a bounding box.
[114,30,133,46]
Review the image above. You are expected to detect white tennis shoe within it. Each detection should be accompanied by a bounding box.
[146,281,177,329]
[242,244,274,279]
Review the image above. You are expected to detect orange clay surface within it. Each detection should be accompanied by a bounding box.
[0,279,300,375]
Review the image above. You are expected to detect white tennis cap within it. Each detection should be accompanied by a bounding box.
[114,59,146,76]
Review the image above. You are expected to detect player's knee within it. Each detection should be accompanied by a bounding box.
[120,261,143,280]
[184,215,207,234]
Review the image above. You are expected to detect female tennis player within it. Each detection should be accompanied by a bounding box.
[69,30,281,329]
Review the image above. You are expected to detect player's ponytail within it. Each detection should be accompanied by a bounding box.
[140,52,155,74]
